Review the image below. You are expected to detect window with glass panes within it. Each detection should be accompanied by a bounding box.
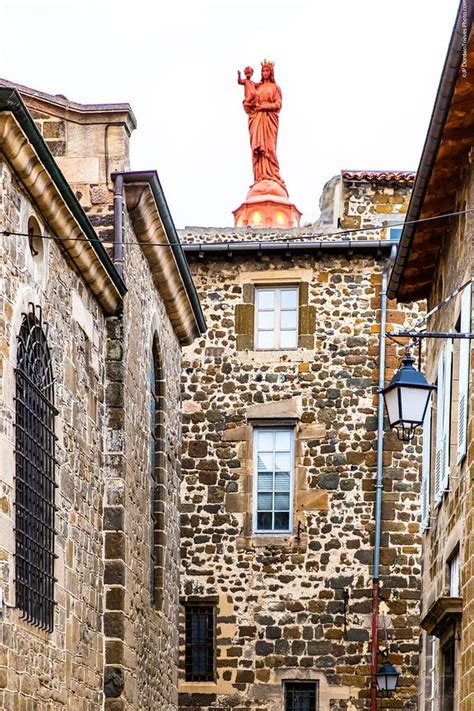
[448,548,460,596]
[255,286,298,349]
[254,428,294,533]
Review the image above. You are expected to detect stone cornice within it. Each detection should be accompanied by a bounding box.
[420,595,463,638]
[0,111,124,314]
[123,179,204,345]
[0,77,136,134]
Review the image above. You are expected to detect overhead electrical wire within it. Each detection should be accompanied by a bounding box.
[1,207,473,248]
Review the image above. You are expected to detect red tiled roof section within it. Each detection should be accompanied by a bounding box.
[342,170,416,184]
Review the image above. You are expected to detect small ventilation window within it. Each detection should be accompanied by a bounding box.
[184,604,215,682]
[285,681,318,711]
[27,215,43,260]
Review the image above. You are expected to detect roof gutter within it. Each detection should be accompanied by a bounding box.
[387,0,468,300]
[182,239,395,256]
[0,87,127,302]
[118,171,206,334]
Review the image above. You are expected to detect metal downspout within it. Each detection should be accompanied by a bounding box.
[113,174,124,277]
[370,244,397,711]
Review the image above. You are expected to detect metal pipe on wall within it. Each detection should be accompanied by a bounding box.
[113,173,124,276]
[370,244,397,711]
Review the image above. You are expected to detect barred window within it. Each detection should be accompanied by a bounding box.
[150,337,166,608]
[185,604,215,682]
[285,682,317,711]
[15,304,57,631]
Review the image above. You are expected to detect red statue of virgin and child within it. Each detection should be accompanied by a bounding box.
[233,60,301,229]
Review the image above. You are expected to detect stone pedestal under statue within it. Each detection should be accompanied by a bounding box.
[234,60,302,228]
[233,179,302,229]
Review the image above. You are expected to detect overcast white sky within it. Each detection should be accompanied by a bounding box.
[2,0,459,228]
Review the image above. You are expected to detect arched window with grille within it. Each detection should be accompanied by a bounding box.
[15,303,57,631]
[150,336,166,608]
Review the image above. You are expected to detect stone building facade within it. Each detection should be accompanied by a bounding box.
[178,171,422,710]
[388,5,474,709]
[0,82,205,709]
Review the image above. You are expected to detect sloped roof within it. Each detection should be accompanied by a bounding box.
[0,87,126,313]
[387,1,474,301]
[342,170,416,185]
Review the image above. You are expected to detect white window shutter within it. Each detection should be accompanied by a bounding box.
[457,283,471,463]
[442,339,453,493]
[421,404,432,530]
[434,351,445,505]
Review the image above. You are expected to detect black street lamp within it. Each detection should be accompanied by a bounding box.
[375,660,400,697]
[381,350,436,442]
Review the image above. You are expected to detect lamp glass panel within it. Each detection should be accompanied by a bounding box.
[399,386,430,424]
[384,388,400,426]
[386,673,398,692]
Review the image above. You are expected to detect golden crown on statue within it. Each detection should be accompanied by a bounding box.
[261,59,275,67]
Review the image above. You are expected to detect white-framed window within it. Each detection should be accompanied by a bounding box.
[434,342,452,504]
[448,548,460,597]
[421,404,432,530]
[255,286,298,350]
[253,428,294,534]
[426,635,437,711]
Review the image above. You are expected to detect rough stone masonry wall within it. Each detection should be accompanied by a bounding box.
[27,100,131,248]
[417,161,474,710]
[0,159,107,708]
[179,250,422,711]
[340,179,412,231]
[102,210,183,711]
[0,156,184,710]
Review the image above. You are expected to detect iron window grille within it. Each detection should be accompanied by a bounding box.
[150,337,166,608]
[15,303,58,631]
[185,604,215,682]
[285,682,317,711]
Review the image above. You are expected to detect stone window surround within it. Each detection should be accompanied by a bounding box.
[252,425,295,535]
[178,593,236,696]
[234,267,316,354]
[258,668,351,711]
[224,398,328,548]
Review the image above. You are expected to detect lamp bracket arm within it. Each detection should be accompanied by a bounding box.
[387,331,474,340]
